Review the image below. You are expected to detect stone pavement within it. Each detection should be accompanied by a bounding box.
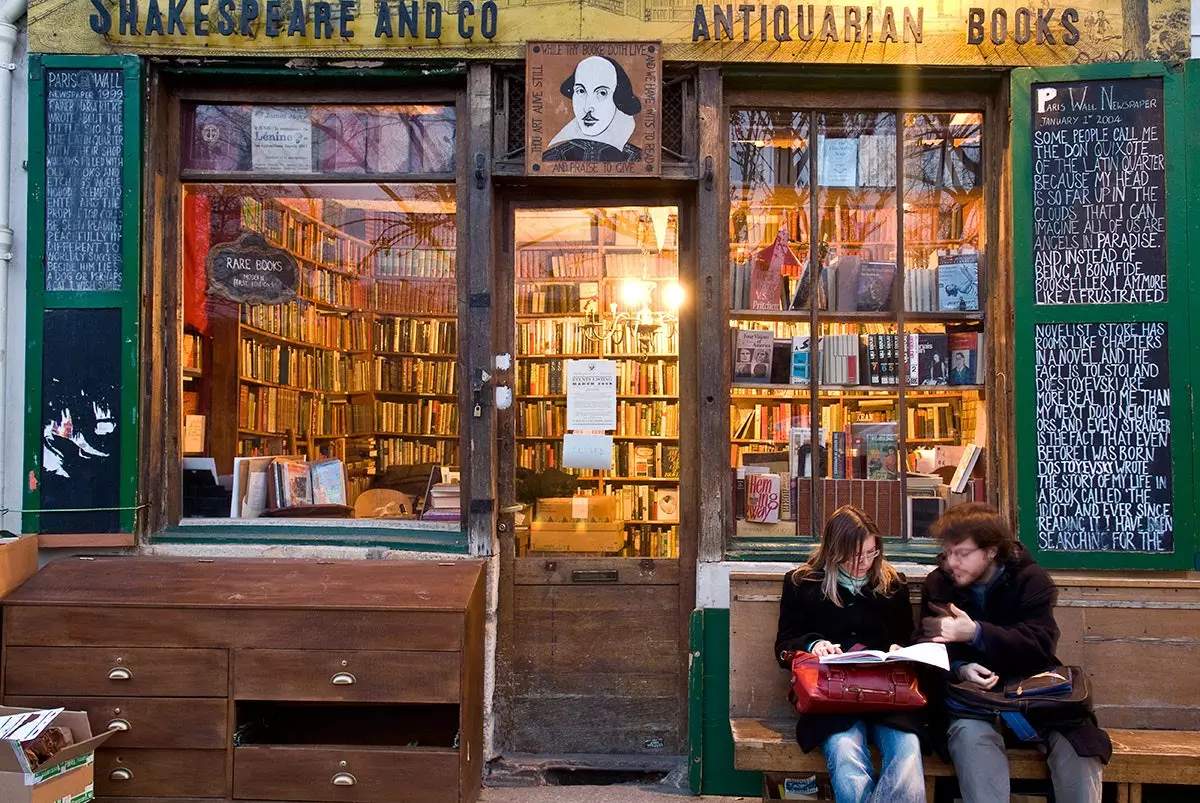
[479,786,751,802]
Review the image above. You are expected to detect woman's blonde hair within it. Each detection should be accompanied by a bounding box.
[789,505,900,606]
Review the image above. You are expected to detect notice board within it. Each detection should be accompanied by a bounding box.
[1013,63,1193,570]
[24,55,141,537]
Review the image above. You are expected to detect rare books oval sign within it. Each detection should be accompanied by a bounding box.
[206,232,299,305]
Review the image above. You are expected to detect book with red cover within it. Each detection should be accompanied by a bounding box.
[747,227,803,311]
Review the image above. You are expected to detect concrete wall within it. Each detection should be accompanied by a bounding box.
[2,20,26,538]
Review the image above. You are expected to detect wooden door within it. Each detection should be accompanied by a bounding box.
[495,198,697,757]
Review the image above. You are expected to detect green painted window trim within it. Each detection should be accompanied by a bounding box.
[726,539,942,565]
[153,525,469,553]
[23,54,142,536]
[1011,62,1194,571]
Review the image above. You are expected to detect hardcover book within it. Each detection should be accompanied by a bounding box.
[790,335,811,384]
[733,329,775,384]
[744,471,782,523]
[948,332,983,385]
[937,253,980,311]
[907,333,950,386]
[855,261,896,312]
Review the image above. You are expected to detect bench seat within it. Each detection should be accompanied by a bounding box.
[732,717,1200,790]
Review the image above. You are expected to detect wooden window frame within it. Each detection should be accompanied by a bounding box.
[718,82,1013,563]
[140,68,473,549]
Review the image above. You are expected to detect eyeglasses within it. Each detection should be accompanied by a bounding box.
[844,549,880,566]
[941,545,985,563]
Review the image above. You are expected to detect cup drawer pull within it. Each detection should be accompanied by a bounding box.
[330,671,357,685]
[332,772,357,786]
[108,667,132,681]
[109,768,133,781]
[106,718,131,732]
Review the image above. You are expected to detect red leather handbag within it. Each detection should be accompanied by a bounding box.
[788,651,927,714]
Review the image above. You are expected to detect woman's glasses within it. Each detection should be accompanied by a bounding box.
[845,549,880,566]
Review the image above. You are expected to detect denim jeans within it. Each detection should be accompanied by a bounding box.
[821,720,925,803]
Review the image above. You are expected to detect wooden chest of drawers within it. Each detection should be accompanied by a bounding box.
[1,557,486,803]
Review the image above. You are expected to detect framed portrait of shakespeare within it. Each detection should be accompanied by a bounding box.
[526,41,661,178]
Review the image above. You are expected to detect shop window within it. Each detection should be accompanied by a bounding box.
[729,107,986,545]
[179,102,459,523]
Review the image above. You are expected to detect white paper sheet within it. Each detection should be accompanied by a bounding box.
[562,434,614,470]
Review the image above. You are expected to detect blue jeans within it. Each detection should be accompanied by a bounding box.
[822,720,924,803]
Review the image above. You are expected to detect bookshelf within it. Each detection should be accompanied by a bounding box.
[728,108,988,540]
[197,190,460,510]
[514,207,682,559]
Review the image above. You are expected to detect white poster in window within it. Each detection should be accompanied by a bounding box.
[252,107,313,173]
[566,359,617,430]
[562,434,614,470]
[818,136,858,187]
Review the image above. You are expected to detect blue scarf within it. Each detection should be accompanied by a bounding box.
[837,567,868,596]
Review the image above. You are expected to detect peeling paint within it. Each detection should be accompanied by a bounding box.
[42,405,113,479]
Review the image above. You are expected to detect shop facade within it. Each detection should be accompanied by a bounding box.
[6,0,1200,791]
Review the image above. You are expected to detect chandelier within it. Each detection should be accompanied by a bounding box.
[581,208,683,355]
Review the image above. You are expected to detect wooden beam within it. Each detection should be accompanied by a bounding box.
[35,533,136,549]
[696,66,727,564]
[462,64,498,559]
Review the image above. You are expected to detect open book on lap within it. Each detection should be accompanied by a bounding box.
[818,642,949,671]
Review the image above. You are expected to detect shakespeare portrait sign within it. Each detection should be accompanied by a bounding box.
[526,42,662,178]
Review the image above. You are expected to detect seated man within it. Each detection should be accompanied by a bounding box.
[920,503,1110,803]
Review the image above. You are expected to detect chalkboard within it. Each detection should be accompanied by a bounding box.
[1031,78,1166,306]
[44,68,124,292]
[39,308,122,533]
[1034,322,1172,553]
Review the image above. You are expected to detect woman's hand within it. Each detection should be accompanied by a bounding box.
[959,662,999,690]
[811,640,843,657]
[888,644,902,653]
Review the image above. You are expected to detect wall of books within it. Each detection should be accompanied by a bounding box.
[179,104,460,521]
[729,109,988,543]
[514,207,682,559]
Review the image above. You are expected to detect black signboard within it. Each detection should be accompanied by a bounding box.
[206,232,300,305]
[44,68,125,292]
[1031,78,1166,306]
[1034,321,1172,553]
[39,308,122,534]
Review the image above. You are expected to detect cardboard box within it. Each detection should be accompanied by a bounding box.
[0,707,116,803]
[0,536,38,598]
[530,496,623,552]
[534,496,619,523]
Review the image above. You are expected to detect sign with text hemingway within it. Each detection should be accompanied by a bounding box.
[30,0,1189,66]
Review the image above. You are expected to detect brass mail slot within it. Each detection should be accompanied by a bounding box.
[571,570,619,583]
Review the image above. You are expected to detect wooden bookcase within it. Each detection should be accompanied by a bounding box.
[203,193,460,505]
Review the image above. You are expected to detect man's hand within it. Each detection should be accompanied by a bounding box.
[959,662,998,690]
[811,640,842,657]
[924,603,978,643]
[888,644,902,653]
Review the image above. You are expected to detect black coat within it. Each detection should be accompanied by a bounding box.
[775,570,925,752]
[919,544,1112,762]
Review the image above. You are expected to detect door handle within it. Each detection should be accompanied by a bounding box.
[499,504,523,514]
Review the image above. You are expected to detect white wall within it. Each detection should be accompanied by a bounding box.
[1194,0,1200,57]
[2,21,27,537]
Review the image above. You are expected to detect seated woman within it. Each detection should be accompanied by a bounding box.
[774,505,925,803]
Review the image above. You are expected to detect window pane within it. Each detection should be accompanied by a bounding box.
[182,104,456,176]
[181,183,458,520]
[513,207,681,558]
[729,109,816,541]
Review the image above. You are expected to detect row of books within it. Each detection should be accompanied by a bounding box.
[182,332,203,377]
[362,212,456,250]
[516,283,594,315]
[373,247,456,279]
[623,525,679,558]
[908,401,961,441]
[733,329,985,386]
[608,484,680,523]
[238,386,306,436]
[239,339,355,392]
[242,199,371,277]
[231,456,349,516]
[517,250,603,279]
[374,318,457,355]
[241,302,371,351]
[374,356,458,395]
[604,253,676,278]
[422,480,461,522]
[515,359,679,397]
[372,279,456,316]
[732,402,808,443]
[377,436,459,469]
[514,441,681,477]
[298,264,368,310]
[373,400,459,435]
[907,253,980,312]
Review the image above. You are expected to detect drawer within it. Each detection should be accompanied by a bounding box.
[234,650,460,703]
[4,696,228,749]
[95,748,227,798]
[234,745,459,802]
[5,647,228,697]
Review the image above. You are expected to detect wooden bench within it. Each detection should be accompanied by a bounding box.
[728,571,1200,802]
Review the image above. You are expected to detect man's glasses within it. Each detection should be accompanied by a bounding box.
[940,545,985,563]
